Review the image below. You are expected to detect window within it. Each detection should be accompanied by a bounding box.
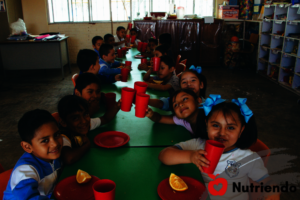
[47,0,213,23]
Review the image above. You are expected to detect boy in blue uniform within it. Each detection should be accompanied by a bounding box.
[103,34,123,68]
[3,109,63,200]
[99,44,131,76]
[92,36,104,57]
[77,49,121,83]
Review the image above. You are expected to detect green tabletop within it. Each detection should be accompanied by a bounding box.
[57,147,209,200]
[89,48,193,147]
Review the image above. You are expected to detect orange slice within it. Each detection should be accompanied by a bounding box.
[153,80,163,84]
[76,169,91,184]
[169,173,188,191]
[74,136,83,146]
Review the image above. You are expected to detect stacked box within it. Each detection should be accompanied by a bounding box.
[218,5,239,19]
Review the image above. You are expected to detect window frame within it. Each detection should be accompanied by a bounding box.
[47,0,213,24]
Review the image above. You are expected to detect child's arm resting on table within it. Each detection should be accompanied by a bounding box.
[100,100,121,125]
[148,98,164,109]
[146,82,172,91]
[158,146,209,172]
[9,166,52,200]
[143,67,153,81]
[145,107,174,124]
[61,135,91,165]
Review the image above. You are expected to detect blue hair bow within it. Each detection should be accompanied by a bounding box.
[189,65,202,74]
[232,98,253,123]
[203,94,225,116]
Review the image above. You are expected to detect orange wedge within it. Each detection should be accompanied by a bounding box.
[74,136,83,146]
[169,173,188,191]
[76,169,91,184]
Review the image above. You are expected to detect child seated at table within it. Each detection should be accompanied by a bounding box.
[114,26,129,51]
[143,55,179,95]
[158,98,279,200]
[99,44,131,76]
[129,28,141,47]
[3,109,63,199]
[146,89,206,137]
[77,49,121,84]
[104,34,115,45]
[74,73,105,116]
[92,36,104,56]
[149,67,207,111]
[159,33,173,58]
[138,44,168,71]
[142,38,159,58]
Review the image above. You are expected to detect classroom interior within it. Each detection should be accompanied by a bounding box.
[0,0,300,200]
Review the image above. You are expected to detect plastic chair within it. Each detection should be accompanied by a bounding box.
[0,164,13,199]
[72,73,79,87]
[180,59,187,65]
[249,139,271,166]
[248,139,271,200]
[52,112,61,124]
[175,55,181,66]
[175,63,186,76]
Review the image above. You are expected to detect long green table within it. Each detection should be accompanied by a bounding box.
[57,147,208,200]
[89,48,193,147]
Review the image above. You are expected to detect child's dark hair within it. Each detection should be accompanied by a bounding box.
[160,55,175,69]
[75,73,101,93]
[58,95,89,122]
[159,33,172,47]
[77,49,98,72]
[99,44,114,59]
[179,69,207,98]
[155,45,168,55]
[149,38,158,45]
[92,36,103,46]
[104,34,114,43]
[117,26,125,32]
[203,102,257,149]
[130,28,138,33]
[18,109,57,143]
[170,89,206,138]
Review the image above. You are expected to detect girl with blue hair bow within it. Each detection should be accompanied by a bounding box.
[158,97,280,200]
[148,65,207,111]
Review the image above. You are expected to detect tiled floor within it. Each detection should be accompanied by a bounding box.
[0,65,299,199]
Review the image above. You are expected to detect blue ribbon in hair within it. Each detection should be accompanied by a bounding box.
[202,94,225,116]
[189,65,202,74]
[232,98,253,123]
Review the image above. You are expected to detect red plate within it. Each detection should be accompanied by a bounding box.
[94,131,130,148]
[157,176,206,200]
[54,175,100,200]
[134,55,146,58]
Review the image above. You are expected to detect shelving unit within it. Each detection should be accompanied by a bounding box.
[258,4,300,95]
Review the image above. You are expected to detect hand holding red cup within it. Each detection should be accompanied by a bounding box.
[128,23,133,30]
[131,35,136,44]
[135,93,150,118]
[141,42,148,53]
[137,42,143,52]
[152,57,160,72]
[202,140,225,174]
[125,61,132,67]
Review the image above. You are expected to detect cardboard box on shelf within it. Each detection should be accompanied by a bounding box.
[218,5,239,19]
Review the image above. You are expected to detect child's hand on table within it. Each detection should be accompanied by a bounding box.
[138,63,148,71]
[115,74,122,81]
[124,65,132,70]
[190,150,209,173]
[145,108,154,118]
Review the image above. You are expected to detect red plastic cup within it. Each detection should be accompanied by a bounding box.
[141,58,147,64]
[117,49,122,58]
[125,61,132,67]
[141,42,148,52]
[128,23,133,30]
[121,87,136,112]
[137,42,143,51]
[131,35,136,44]
[121,47,127,57]
[135,93,150,118]
[121,68,130,82]
[134,81,148,94]
[202,140,225,174]
[126,34,130,40]
[105,93,116,109]
[153,57,160,72]
[93,179,116,200]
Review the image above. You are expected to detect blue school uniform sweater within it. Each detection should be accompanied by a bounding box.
[99,58,121,76]
[3,152,62,200]
[94,49,121,68]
